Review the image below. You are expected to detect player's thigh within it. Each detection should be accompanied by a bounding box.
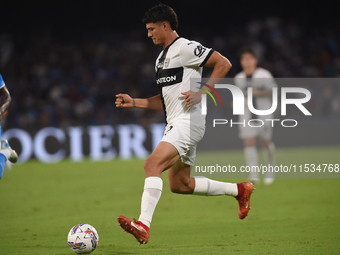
[144,141,180,176]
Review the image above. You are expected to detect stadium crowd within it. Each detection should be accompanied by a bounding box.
[1,17,339,130]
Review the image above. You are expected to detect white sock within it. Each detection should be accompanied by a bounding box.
[0,149,10,160]
[138,177,163,228]
[244,146,259,179]
[263,142,276,178]
[193,177,238,197]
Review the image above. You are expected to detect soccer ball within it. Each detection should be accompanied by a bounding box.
[67,224,99,254]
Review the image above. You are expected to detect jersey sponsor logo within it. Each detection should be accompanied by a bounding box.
[194,45,207,57]
[156,67,184,87]
[157,76,177,85]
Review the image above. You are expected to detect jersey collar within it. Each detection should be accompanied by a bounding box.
[164,37,181,51]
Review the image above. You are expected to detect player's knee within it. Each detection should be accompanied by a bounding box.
[143,157,160,175]
[261,140,271,148]
[244,138,256,147]
[143,158,153,174]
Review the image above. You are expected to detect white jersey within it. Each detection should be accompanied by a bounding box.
[234,67,277,115]
[234,67,277,139]
[155,37,214,126]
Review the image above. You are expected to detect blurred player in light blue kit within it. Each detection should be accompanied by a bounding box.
[0,74,18,179]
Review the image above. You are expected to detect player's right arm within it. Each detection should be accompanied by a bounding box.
[115,94,163,110]
[0,74,11,120]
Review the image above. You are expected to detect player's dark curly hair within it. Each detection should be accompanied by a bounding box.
[142,3,179,31]
[239,47,257,59]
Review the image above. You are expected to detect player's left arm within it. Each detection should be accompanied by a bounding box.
[182,51,232,107]
[0,85,11,120]
[202,51,232,86]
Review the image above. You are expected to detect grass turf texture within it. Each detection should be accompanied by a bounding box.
[0,146,339,255]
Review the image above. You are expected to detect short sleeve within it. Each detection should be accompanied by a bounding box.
[179,41,214,67]
[234,73,246,90]
[253,68,277,90]
[0,74,5,89]
[261,70,277,89]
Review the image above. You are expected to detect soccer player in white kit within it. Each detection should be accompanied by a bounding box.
[115,4,254,245]
[234,48,277,185]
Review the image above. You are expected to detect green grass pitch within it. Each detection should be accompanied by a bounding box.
[0,146,339,254]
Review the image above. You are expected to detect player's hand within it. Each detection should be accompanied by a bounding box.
[181,90,202,108]
[115,94,134,108]
[0,109,7,121]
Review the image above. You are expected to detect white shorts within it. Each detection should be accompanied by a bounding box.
[238,115,273,141]
[160,122,205,166]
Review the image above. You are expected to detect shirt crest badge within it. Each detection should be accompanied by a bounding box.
[164,58,170,68]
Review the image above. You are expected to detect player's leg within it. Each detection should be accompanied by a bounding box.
[243,137,259,184]
[261,139,275,165]
[167,162,254,219]
[259,123,275,185]
[260,139,276,185]
[5,161,12,171]
[239,114,260,184]
[118,141,179,244]
[0,126,18,179]
[167,161,237,196]
[167,160,194,193]
[137,141,179,226]
[0,126,5,179]
[0,154,5,179]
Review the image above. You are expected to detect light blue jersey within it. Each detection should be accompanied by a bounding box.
[0,74,5,89]
[0,73,5,138]
[0,73,3,130]
[0,73,3,133]
[0,74,6,178]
